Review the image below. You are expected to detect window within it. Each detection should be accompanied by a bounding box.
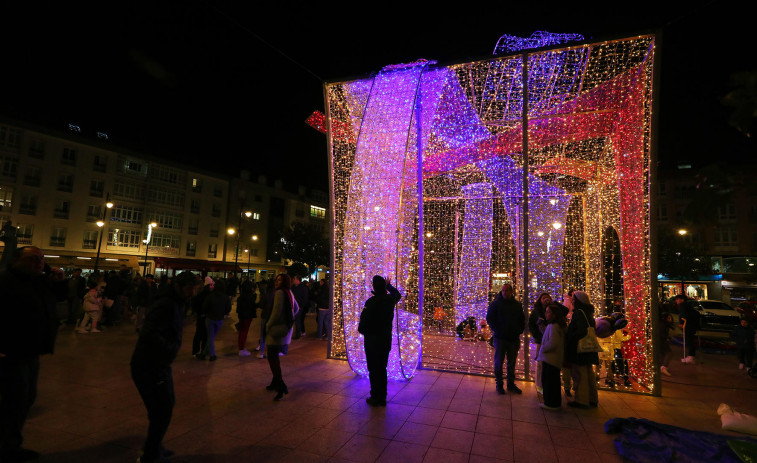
[310,205,326,219]
[213,183,223,197]
[28,139,45,159]
[23,167,41,187]
[19,195,37,215]
[190,199,200,214]
[150,165,184,185]
[146,211,183,230]
[16,223,33,244]
[53,200,70,219]
[118,157,147,176]
[0,127,22,149]
[93,155,107,172]
[186,241,197,257]
[0,185,12,210]
[657,204,667,222]
[208,243,217,258]
[211,203,221,218]
[86,205,102,222]
[192,178,202,193]
[0,154,18,179]
[188,218,199,235]
[147,186,185,209]
[62,147,77,166]
[90,179,105,197]
[718,202,736,222]
[253,212,260,220]
[108,228,141,248]
[110,205,143,225]
[150,232,180,250]
[658,181,666,197]
[113,181,146,201]
[209,223,219,238]
[57,173,74,192]
[714,226,738,247]
[50,227,67,247]
[83,230,98,249]
[248,248,258,256]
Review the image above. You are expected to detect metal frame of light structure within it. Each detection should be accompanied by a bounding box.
[326,33,655,392]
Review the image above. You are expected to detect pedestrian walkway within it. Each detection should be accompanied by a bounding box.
[24,318,757,462]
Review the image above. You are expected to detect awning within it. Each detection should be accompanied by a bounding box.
[152,257,242,273]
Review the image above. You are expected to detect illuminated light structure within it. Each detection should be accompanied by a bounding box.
[326,32,656,392]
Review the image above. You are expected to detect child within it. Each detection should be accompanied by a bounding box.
[537,302,567,410]
[732,317,755,370]
[77,281,104,333]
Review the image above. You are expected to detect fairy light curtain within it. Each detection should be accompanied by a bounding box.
[326,32,655,392]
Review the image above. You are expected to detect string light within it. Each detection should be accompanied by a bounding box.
[327,33,655,392]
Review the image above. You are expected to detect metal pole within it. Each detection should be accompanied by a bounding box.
[522,51,531,380]
[93,192,111,274]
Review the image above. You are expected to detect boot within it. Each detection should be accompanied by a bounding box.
[274,380,288,401]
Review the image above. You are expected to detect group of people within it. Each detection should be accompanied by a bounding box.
[487,284,605,410]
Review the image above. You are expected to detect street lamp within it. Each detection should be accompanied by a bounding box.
[231,210,253,279]
[143,222,158,276]
[93,193,114,274]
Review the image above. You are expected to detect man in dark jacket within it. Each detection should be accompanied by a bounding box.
[131,271,198,463]
[0,247,59,463]
[291,276,309,338]
[358,276,401,406]
[486,284,525,395]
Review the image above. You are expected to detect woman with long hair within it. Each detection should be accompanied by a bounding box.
[265,274,299,400]
[537,302,568,409]
[565,290,599,409]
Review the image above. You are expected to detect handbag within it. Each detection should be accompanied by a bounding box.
[576,310,604,353]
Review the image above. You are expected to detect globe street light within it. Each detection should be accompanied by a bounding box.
[93,193,114,274]
[143,222,158,276]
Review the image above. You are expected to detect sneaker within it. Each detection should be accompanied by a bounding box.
[278,352,285,357]
[76,328,88,334]
[300,332,306,337]
[507,385,522,394]
[239,349,251,357]
[257,353,266,359]
[660,366,672,377]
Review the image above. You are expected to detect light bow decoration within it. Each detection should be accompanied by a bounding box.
[326,32,656,393]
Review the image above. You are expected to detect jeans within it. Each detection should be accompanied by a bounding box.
[202,319,223,357]
[493,337,520,388]
[317,309,332,340]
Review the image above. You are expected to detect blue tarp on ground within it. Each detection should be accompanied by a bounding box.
[605,417,757,463]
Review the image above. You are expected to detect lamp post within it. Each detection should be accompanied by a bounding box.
[93,193,114,274]
[143,222,158,276]
[677,228,688,296]
[230,210,253,279]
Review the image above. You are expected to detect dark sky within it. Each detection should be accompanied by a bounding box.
[1,1,754,191]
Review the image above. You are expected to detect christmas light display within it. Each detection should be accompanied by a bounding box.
[326,33,655,392]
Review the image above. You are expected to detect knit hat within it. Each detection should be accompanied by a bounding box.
[573,290,591,306]
[204,276,214,286]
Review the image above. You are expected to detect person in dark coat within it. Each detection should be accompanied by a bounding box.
[565,290,600,409]
[486,283,525,395]
[65,268,86,325]
[528,292,552,399]
[131,271,198,463]
[676,294,700,363]
[0,247,59,463]
[291,275,309,338]
[732,317,755,370]
[236,279,257,356]
[197,280,231,361]
[358,275,401,406]
[191,277,213,356]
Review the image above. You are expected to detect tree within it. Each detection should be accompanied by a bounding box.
[656,226,710,281]
[275,222,329,277]
[721,70,757,138]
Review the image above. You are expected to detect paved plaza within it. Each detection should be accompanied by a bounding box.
[22,313,757,462]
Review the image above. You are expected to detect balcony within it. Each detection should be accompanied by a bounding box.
[54,209,70,219]
[82,239,97,250]
[49,237,66,247]
[19,206,36,215]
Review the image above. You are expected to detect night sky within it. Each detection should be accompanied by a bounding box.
[1,1,754,191]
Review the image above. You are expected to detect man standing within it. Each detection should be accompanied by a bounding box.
[314,279,331,340]
[0,247,58,462]
[131,271,198,463]
[486,284,525,395]
[358,276,401,406]
[66,267,85,325]
[291,276,309,338]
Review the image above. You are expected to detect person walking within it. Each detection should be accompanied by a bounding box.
[0,247,59,463]
[264,274,299,400]
[358,276,401,406]
[565,290,600,409]
[131,271,198,463]
[486,283,526,395]
[197,280,231,361]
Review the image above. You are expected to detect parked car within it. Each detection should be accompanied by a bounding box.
[698,300,741,331]
[662,298,740,332]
